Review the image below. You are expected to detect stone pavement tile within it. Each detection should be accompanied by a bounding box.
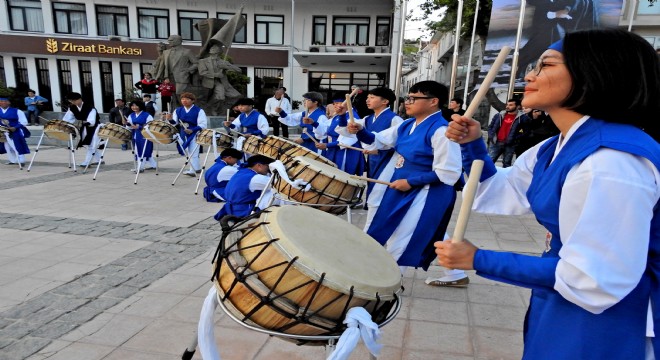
[346,345,403,360]
[1,243,56,258]
[248,336,326,360]
[161,296,206,324]
[30,262,99,282]
[469,303,526,331]
[472,327,523,359]
[70,313,152,347]
[111,292,186,318]
[25,339,71,360]
[58,237,112,250]
[404,320,472,355]
[404,350,475,360]
[61,313,116,342]
[120,319,212,356]
[497,239,544,254]
[96,239,152,253]
[495,231,534,242]
[68,249,135,267]
[31,247,89,262]
[3,337,55,360]
[410,277,468,302]
[32,342,114,360]
[1,277,64,302]
[409,298,469,325]
[143,273,209,296]
[379,317,407,348]
[466,284,526,307]
[103,348,179,360]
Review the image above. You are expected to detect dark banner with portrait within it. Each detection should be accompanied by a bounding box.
[477,0,623,90]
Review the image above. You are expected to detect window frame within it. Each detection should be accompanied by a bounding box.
[137,7,169,39]
[178,10,208,41]
[96,4,129,37]
[332,16,370,46]
[52,2,88,35]
[254,14,284,45]
[376,16,391,46]
[217,12,247,44]
[312,16,326,45]
[7,0,44,32]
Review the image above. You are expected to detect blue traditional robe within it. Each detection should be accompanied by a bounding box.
[324,113,365,175]
[462,119,660,359]
[204,158,230,202]
[0,107,30,155]
[236,110,264,138]
[214,167,263,220]
[359,113,457,269]
[130,112,153,160]
[362,108,398,194]
[175,105,202,151]
[299,108,325,151]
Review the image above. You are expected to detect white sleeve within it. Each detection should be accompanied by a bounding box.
[217,165,238,182]
[554,149,660,314]
[87,108,97,126]
[431,126,462,185]
[264,98,274,115]
[371,122,402,149]
[282,98,292,113]
[152,103,159,113]
[313,114,329,139]
[249,174,272,192]
[257,114,270,136]
[278,111,302,127]
[17,110,28,126]
[62,109,75,123]
[146,114,154,122]
[391,115,404,127]
[172,110,179,121]
[196,109,207,129]
[231,118,242,128]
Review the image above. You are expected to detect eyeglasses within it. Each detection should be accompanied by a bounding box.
[403,96,434,104]
[533,59,565,76]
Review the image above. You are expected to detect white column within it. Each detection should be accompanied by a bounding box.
[47,57,62,111]
[70,59,81,93]
[112,61,123,100]
[4,56,16,87]
[0,0,9,31]
[42,0,54,34]
[90,59,104,111]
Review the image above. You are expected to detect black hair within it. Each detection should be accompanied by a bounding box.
[144,73,152,77]
[129,100,146,112]
[27,89,35,94]
[66,92,82,100]
[247,154,274,167]
[450,97,464,106]
[561,28,660,140]
[143,94,152,99]
[408,81,448,108]
[221,148,243,159]
[507,98,520,106]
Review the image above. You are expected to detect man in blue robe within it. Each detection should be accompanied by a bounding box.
[214,155,274,220]
[0,97,31,165]
[203,148,243,202]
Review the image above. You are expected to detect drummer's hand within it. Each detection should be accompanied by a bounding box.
[8,127,16,132]
[446,115,482,144]
[164,113,172,120]
[434,239,477,270]
[131,124,139,130]
[347,122,362,134]
[82,122,90,127]
[363,149,378,155]
[223,121,231,127]
[302,117,314,124]
[389,179,411,192]
[274,107,282,113]
[294,138,304,145]
[184,128,193,135]
[315,143,327,150]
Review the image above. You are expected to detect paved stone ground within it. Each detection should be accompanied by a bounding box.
[0,140,546,360]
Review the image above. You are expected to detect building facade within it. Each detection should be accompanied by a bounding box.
[0,0,404,112]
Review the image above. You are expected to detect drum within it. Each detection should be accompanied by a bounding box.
[272,156,365,215]
[240,135,264,157]
[43,120,78,141]
[195,129,234,149]
[98,123,131,145]
[278,140,335,167]
[213,206,402,341]
[0,125,8,143]
[195,129,216,146]
[141,120,177,144]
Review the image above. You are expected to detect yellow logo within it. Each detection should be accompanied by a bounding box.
[46,39,58,53]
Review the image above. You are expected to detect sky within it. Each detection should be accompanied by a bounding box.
[404,0,445,40]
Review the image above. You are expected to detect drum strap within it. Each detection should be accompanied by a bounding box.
[269,160,312,191]
[198,287,222,360]
[327,307,383,360]
[143,125,169,145]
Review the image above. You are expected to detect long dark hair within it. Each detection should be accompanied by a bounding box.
[561,29,660,141]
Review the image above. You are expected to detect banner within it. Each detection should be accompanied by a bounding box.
[478,0,623,89]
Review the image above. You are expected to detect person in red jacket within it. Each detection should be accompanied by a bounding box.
[134,73,159,101]
[157,77,176,111]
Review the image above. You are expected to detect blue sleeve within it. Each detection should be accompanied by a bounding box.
[189,126,201,133]
[356,128,375,144]
[38,96,48,103]
[474,249,559,290]
[312,121,319,128]
[407,172,442,187]
[327,141,339,148]
[24,98,30,107]
[279,110,288,118]
[460,139,497,182]
[337,114,349,127]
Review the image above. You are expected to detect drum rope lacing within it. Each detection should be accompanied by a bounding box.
[211,211,394,339]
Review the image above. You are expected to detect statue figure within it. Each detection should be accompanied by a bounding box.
[197,44,242,115]
[152,35,198,108]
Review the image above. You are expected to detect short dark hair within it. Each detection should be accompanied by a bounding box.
[409,81,448,108]
[560,29,660,140]
[247,154,274,167]
[143,72,152,77]
[142,94,152,99]
[129,100,146,112]
[115,98,124,102]
[66,92,82,100]
[369,87,397,106]
[507,98,520,106]
[450,97,464,106]
[220,148,243,159]
[27,89,35,94]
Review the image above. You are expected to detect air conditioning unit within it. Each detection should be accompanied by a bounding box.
[107,35,122,41]
[365,47,376,53]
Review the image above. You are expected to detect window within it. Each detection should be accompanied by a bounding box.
[99,61,114,112]
[312,16,326,45]
[13,57,29,94]
[35,58,53,111]
[57,59,72,110]
[97,5,129,37]
[0,56,6,88]
[120,62,135,100]
[333,17,369,46]
[79,60,94,105]
[8,0,44,32]
[376,17,391,46]
[255,15,284,45]
[138,8,169,39]
[217,13,247,43]
[53,2,87,35]
[308,71,386,100]
[178,11,207,41]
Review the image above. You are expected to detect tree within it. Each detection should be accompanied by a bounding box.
[412,0,492,41]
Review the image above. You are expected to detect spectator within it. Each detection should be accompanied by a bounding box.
[134,73,159,100]
[487,98,529,167]
[24,90,48,125]
[157,78,176,111]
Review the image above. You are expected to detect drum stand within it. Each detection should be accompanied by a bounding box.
[194,133,220,195]
[172,146,196,186]
[181,286,400,360]
[83,138,108,177]
[2,134,24,170]
[27,132,77,173]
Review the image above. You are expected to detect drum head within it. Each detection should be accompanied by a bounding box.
[261,206,401,299]
[292,156,364,187]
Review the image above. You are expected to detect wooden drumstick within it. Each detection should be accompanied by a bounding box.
[301,128,319,144]
[350,175,392,187]
[452,160,484,243]
[344,94,356,125]
[339,144,364,152]
[464,46,511,119]
[341,86,360,107]
[38,116,50,123]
